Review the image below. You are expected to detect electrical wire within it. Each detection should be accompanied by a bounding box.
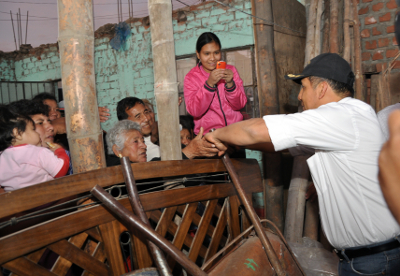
[0,0,148,5]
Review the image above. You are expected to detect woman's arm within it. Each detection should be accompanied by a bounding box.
[224,66,247,110]
[184,71,216,117]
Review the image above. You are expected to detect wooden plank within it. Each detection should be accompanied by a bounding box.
[3,257,57,276]
[0,180,262,265]
[155,206,178,237]
[98,221,125,276]
[47,239,108,276]
[150,208,207,258]
[176,203,228,246]
[242,206,252,232]
[0,159,261,219]
[204,199,228,262]
[85,227,102,242]
[27,248,46,263]
[188,199,218,263]
[228,196,241,239]
[130,227,152,269]
[83,243,107,276]
[167,202,197,269]
[51,232,89,275]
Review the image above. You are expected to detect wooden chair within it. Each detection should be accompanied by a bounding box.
[0,159,262,276]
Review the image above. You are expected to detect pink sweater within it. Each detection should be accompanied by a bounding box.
[184,64,247,134]
[0,144,66,192]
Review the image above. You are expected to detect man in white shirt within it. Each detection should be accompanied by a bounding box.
[205,53,400,275]
[117,97,218,161]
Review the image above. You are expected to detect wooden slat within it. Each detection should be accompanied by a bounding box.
[98,221,124,276]
[150,209,208,258]
[155,206,178,237]
[85,227,102,242]
[204,199,228,262]
[27,248,46,263]
[83,243,107,276]
[47,239,108,276]
[176,204,228,247]
[242,206,252,232]
[188,199,218,263]
[0,159,260,219]
[0,179,261,265]
[51,232,89,275]
[3,257,57,276]
[228,196,241,239]
[131,227,152,269]
[167,202,197,269]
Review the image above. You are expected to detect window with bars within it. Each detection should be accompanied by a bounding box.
[0,80,60,104]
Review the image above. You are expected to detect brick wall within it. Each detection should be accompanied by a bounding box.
[358,0,399,73]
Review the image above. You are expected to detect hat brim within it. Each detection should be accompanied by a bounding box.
[284,74,309,84]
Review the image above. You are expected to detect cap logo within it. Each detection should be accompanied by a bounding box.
[287,74,302,78]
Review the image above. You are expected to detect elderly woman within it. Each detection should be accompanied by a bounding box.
[106,120,147,166]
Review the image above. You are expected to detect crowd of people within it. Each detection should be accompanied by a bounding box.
[1,31,400,275]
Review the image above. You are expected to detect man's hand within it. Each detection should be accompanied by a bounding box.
[52,117,67,135]
[379,110,400,224]
[204,129,228,156]
[182,127,219,159]
[98,106,110,123]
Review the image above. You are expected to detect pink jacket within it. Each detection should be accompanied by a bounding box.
[184,64,247,134]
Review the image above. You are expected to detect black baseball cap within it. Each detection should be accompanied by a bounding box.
[285,53,355,91]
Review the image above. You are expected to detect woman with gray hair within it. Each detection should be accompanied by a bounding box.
[106,120,147,166]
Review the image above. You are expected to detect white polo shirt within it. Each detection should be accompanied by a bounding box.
[264,97,400,249]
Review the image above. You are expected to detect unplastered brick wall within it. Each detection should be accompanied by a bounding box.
[358,0,399,73]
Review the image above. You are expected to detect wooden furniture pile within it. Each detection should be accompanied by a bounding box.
[0,159,262,276]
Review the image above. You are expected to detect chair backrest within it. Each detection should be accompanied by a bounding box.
[0,158,262,276]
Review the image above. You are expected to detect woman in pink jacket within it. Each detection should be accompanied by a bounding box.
[184,32,247,135]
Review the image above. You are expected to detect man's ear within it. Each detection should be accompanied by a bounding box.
[318,82,328,99]
[112,144,122,157]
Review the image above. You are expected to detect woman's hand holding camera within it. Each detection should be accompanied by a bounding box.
[207,68,234,88]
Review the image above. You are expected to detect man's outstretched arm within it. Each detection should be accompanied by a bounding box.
[204,118,273,154]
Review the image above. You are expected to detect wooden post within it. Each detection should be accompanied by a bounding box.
[250,0,283,230]
[304,0,319,65]
[343,0,351,62]
[322,0,330,53]
[329,0,339,53]
[352,0,364,101]
[148,0,181,161]
[57,2,123,274]
[57,0,106,173]
[284,155,311,243]
[285,0,319,242]
[314,0,323,57]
